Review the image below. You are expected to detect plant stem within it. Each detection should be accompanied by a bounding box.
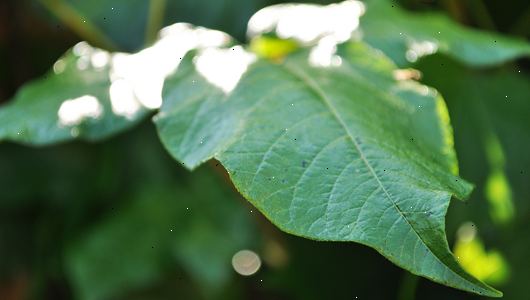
[145,0,167,45]
[38,0,118,51]
[397,272,419,300]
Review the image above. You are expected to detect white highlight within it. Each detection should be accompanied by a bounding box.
[247,0,364,44]
[406,40,439,62]
[110,23,231,109]
[309,36,343,67]
[109,79,142,119]
[58,95,103,126]
[232,250,261,276]
[194,46,256,93]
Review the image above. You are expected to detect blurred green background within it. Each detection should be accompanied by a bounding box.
[0,0,529,299]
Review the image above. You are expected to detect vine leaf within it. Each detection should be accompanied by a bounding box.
[154,39,500,296]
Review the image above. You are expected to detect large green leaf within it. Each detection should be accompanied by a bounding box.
[154,39,499,296]
[361,0,530,67]
[0,24,231,145]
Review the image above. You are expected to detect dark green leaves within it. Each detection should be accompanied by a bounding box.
[67,168,257,300]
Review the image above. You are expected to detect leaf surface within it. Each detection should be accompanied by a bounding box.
[154,41,500,296]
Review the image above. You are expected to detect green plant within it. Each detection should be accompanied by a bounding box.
[1,0,529,299]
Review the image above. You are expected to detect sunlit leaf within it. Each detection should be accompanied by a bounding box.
[0,24,231,145]
[454,223,509,285]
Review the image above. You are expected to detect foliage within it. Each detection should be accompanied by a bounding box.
[1,0,529,299]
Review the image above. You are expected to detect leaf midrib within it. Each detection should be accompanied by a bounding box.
[278,61,482,292]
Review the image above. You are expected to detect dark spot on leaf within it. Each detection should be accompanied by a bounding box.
[302,160,307,168]
[281,179,287,184]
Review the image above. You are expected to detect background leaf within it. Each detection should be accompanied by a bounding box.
[360,0,530,67]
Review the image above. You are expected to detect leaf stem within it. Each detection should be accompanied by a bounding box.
[38,0,118,51]
[397,272,419,300]
[145,0,167,45]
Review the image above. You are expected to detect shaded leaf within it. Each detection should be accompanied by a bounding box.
[66,168,258,300]
[361,0,530,67]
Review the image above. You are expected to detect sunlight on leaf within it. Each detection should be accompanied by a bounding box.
[247,0,364,45]
[484,134,515,224]
[485,170,515,225]
[454,222,509,285]
[57,95,103,126]
[249,36,299,60]
[195,46,256,94]
[110,23,231,109]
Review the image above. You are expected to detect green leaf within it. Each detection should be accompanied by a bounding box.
[0,43,149,145]
[0,24,232,145]
[154,40,499,296]
[361,0,530,67]
[66,167,258,300]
